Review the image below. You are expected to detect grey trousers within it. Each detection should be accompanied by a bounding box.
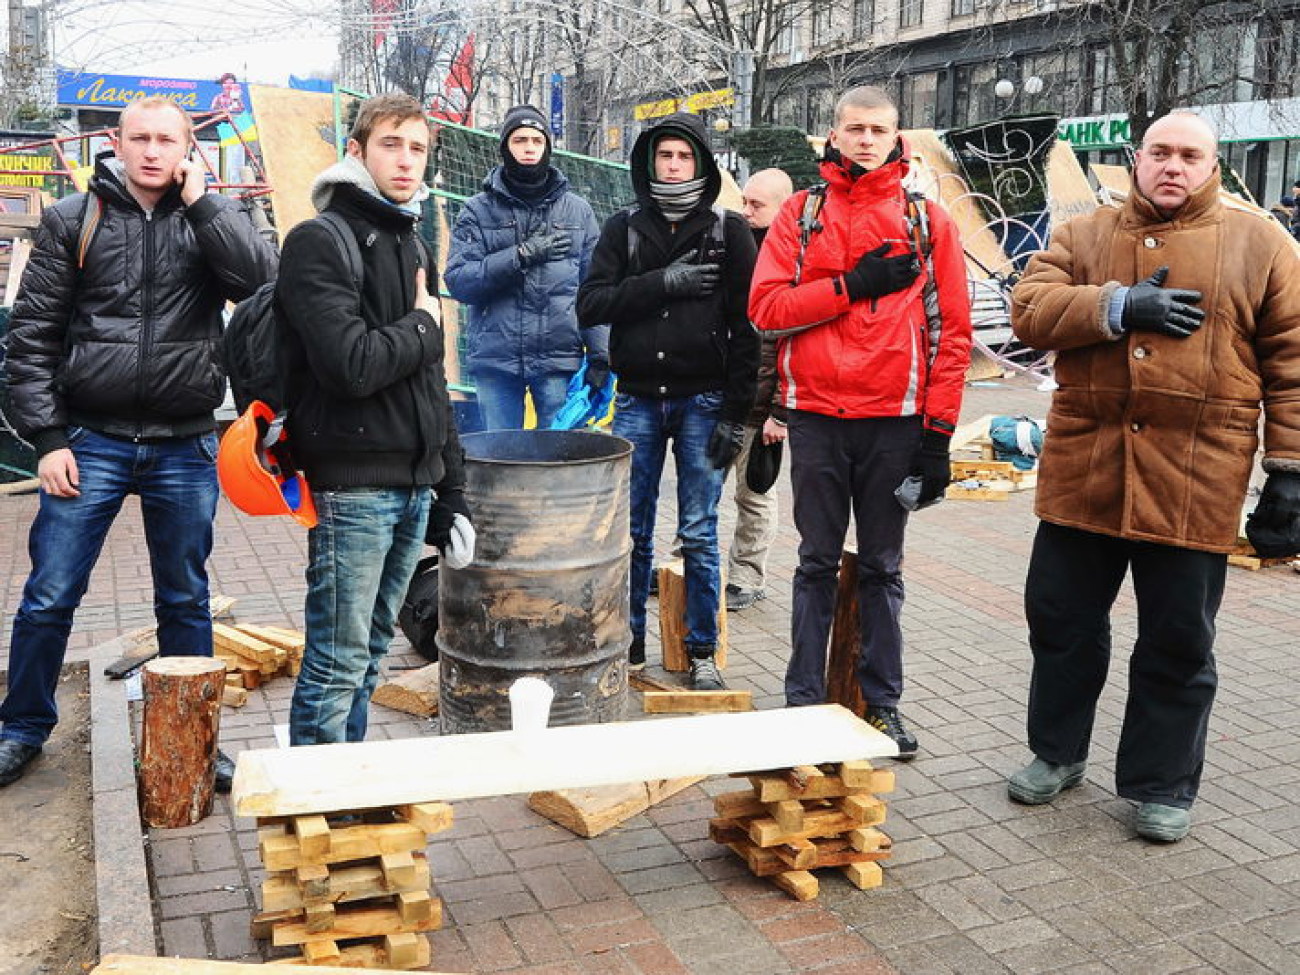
[785,411,917,708]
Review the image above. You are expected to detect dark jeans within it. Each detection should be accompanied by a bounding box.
[1025,521,1226,808]
[1,428,219,747]
[785,412,917,708]
[613,390,725,648]
[474,370,572,431]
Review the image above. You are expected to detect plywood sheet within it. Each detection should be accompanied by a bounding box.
[234,704,898,817]
[1045,139,1097,225]
[250,85,358,236]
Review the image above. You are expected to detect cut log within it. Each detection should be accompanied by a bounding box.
[827,549,866,718]
[642,690,752,713]
[371,663,439,717]
[139,656,226,828]
[528,776,705,837]
[658,560,728,672]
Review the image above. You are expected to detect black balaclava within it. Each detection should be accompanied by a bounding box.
[499,104,553,198]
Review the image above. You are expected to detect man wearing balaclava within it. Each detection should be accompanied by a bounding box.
[445,105,603,430]
[577,113,759,692]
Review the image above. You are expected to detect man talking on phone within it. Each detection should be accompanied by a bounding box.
[0,96,276,790]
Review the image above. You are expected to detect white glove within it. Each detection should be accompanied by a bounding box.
[442,512,476,569]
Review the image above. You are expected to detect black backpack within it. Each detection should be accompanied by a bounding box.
[223,210,362,414]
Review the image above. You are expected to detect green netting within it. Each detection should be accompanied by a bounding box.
[423,119,634,395]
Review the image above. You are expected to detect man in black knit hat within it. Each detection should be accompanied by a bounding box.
[445,105,604,430]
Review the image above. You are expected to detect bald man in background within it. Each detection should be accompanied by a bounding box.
[725,169,794,612]
[1008,111,1300,842]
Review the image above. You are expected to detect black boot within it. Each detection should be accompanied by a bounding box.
[686,643,725,691]
[0,739,41,787]
[214,749,236,794]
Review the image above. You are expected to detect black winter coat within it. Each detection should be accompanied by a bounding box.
[576,113,758,423]
[4,154,276,455]
[276,184,464,493]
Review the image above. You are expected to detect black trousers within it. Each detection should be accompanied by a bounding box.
[1025,521,1226,808]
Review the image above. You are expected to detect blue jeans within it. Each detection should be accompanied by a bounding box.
[474,370,572,430]
[1,427,219,747]
[289,486,431,745]
[613,391,725,649]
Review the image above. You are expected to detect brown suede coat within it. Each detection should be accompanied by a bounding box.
[1011,173,1300,553]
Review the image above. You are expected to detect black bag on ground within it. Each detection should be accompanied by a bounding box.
[398,556,440,662]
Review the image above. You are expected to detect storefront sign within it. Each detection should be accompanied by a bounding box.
[56,69,248,114]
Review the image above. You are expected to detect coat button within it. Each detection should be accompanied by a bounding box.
[661,310,670,318]
[1144,237,1159,248]
[657,351,665,360]
[658,385,668,394]
[1133,347,1147,359]
[1130,422,1142,432]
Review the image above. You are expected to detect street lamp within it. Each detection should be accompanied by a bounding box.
[994,75,1045,113]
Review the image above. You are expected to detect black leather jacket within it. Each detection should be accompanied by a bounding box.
[3,153,277,455]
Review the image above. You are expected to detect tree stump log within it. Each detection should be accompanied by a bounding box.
[139,656,226,828]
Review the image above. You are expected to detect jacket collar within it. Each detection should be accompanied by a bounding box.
[821,134,910,200]
[328,183,420,236]
[1125,167,1223,228]
[486,164,568,206]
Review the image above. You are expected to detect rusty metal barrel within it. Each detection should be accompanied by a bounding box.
[437,429,632,733]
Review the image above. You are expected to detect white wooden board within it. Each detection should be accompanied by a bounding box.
[233,704,897,817]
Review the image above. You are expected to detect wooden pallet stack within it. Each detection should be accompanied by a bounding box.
[252,801,452,968]
[709,761,895,901]
[948,458,1037,501]
[213,623,305,707]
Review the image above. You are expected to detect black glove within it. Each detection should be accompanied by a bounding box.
[426,488,472,548]
[706,419,746,469]
[843,243,920,302]
[1246,472,1300,558]
[909,429,953,506]
[585,358,610,396]
[1121,266,1205,338]
[518,231,572,267]
[662,256,722,298]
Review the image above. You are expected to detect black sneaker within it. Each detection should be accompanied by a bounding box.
[628,635,646,672]
[864,705,918,761]
[689,657,726,691]
[725,584,766,612]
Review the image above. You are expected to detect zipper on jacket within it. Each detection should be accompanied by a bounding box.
[135,210,156,438]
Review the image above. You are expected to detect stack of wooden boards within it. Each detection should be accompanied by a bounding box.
[948,414,1038,501]
[213,623,305,707]
[709,761,895,901]
[252,802,452,968]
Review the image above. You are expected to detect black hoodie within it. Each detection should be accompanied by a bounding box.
[576,113,758,422]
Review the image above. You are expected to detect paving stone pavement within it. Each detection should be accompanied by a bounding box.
[3,374,1299,973]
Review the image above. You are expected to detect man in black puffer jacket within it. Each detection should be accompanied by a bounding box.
[0,96,276,790]
[275,94,467,746]
[577,112,758,691]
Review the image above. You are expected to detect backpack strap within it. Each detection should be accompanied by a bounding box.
[792,183,828,286]
[314,210,364,289]
[76,192,102,270]
[903,191,933,259]
[624,204,641,271]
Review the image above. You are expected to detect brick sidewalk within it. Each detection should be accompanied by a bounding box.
[3,375,1300,973]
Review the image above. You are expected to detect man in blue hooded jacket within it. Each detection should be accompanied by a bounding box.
[445,105,604,430]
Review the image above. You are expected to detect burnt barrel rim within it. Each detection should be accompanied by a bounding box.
[462,429,633,466]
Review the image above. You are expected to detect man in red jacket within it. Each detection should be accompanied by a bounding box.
[749,86,971,759]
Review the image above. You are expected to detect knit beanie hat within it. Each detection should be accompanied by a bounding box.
[499,105,552,194]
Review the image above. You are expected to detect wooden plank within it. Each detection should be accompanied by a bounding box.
[848,827,892,853]
[213,621,286,671]
[747,807,862,848]
[842,860,884,890]
[221,685,248,708]
[840,794,888,826]
[372,664,440,717]
[658,560,728,672]
[950,414,994,451]
[260,822,427,871]
[770,799,805,834]
[270,900,443,946]
[629,671,676,693]
[395,801,454,836]
[292,815,332,860]
[718,830,892,877]
[771,870,819,901]
[947,481,1014,501]
[263,857,436,915]
[396,889,433,924]
[747,766,893,803]
[528,776,706,837]
[712,790,767,820]
[642,690,752,713]
[234,704,898,817]
[300,940,340,965]
[266,936,436,970]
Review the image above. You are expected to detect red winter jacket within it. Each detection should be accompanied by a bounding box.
[748,146,972,431]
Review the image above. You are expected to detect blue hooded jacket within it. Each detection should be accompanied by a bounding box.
[444,165,604,379]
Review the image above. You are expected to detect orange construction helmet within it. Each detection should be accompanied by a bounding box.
[217,400,318,528]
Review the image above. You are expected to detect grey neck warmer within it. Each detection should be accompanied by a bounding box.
[651,176,707,223]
